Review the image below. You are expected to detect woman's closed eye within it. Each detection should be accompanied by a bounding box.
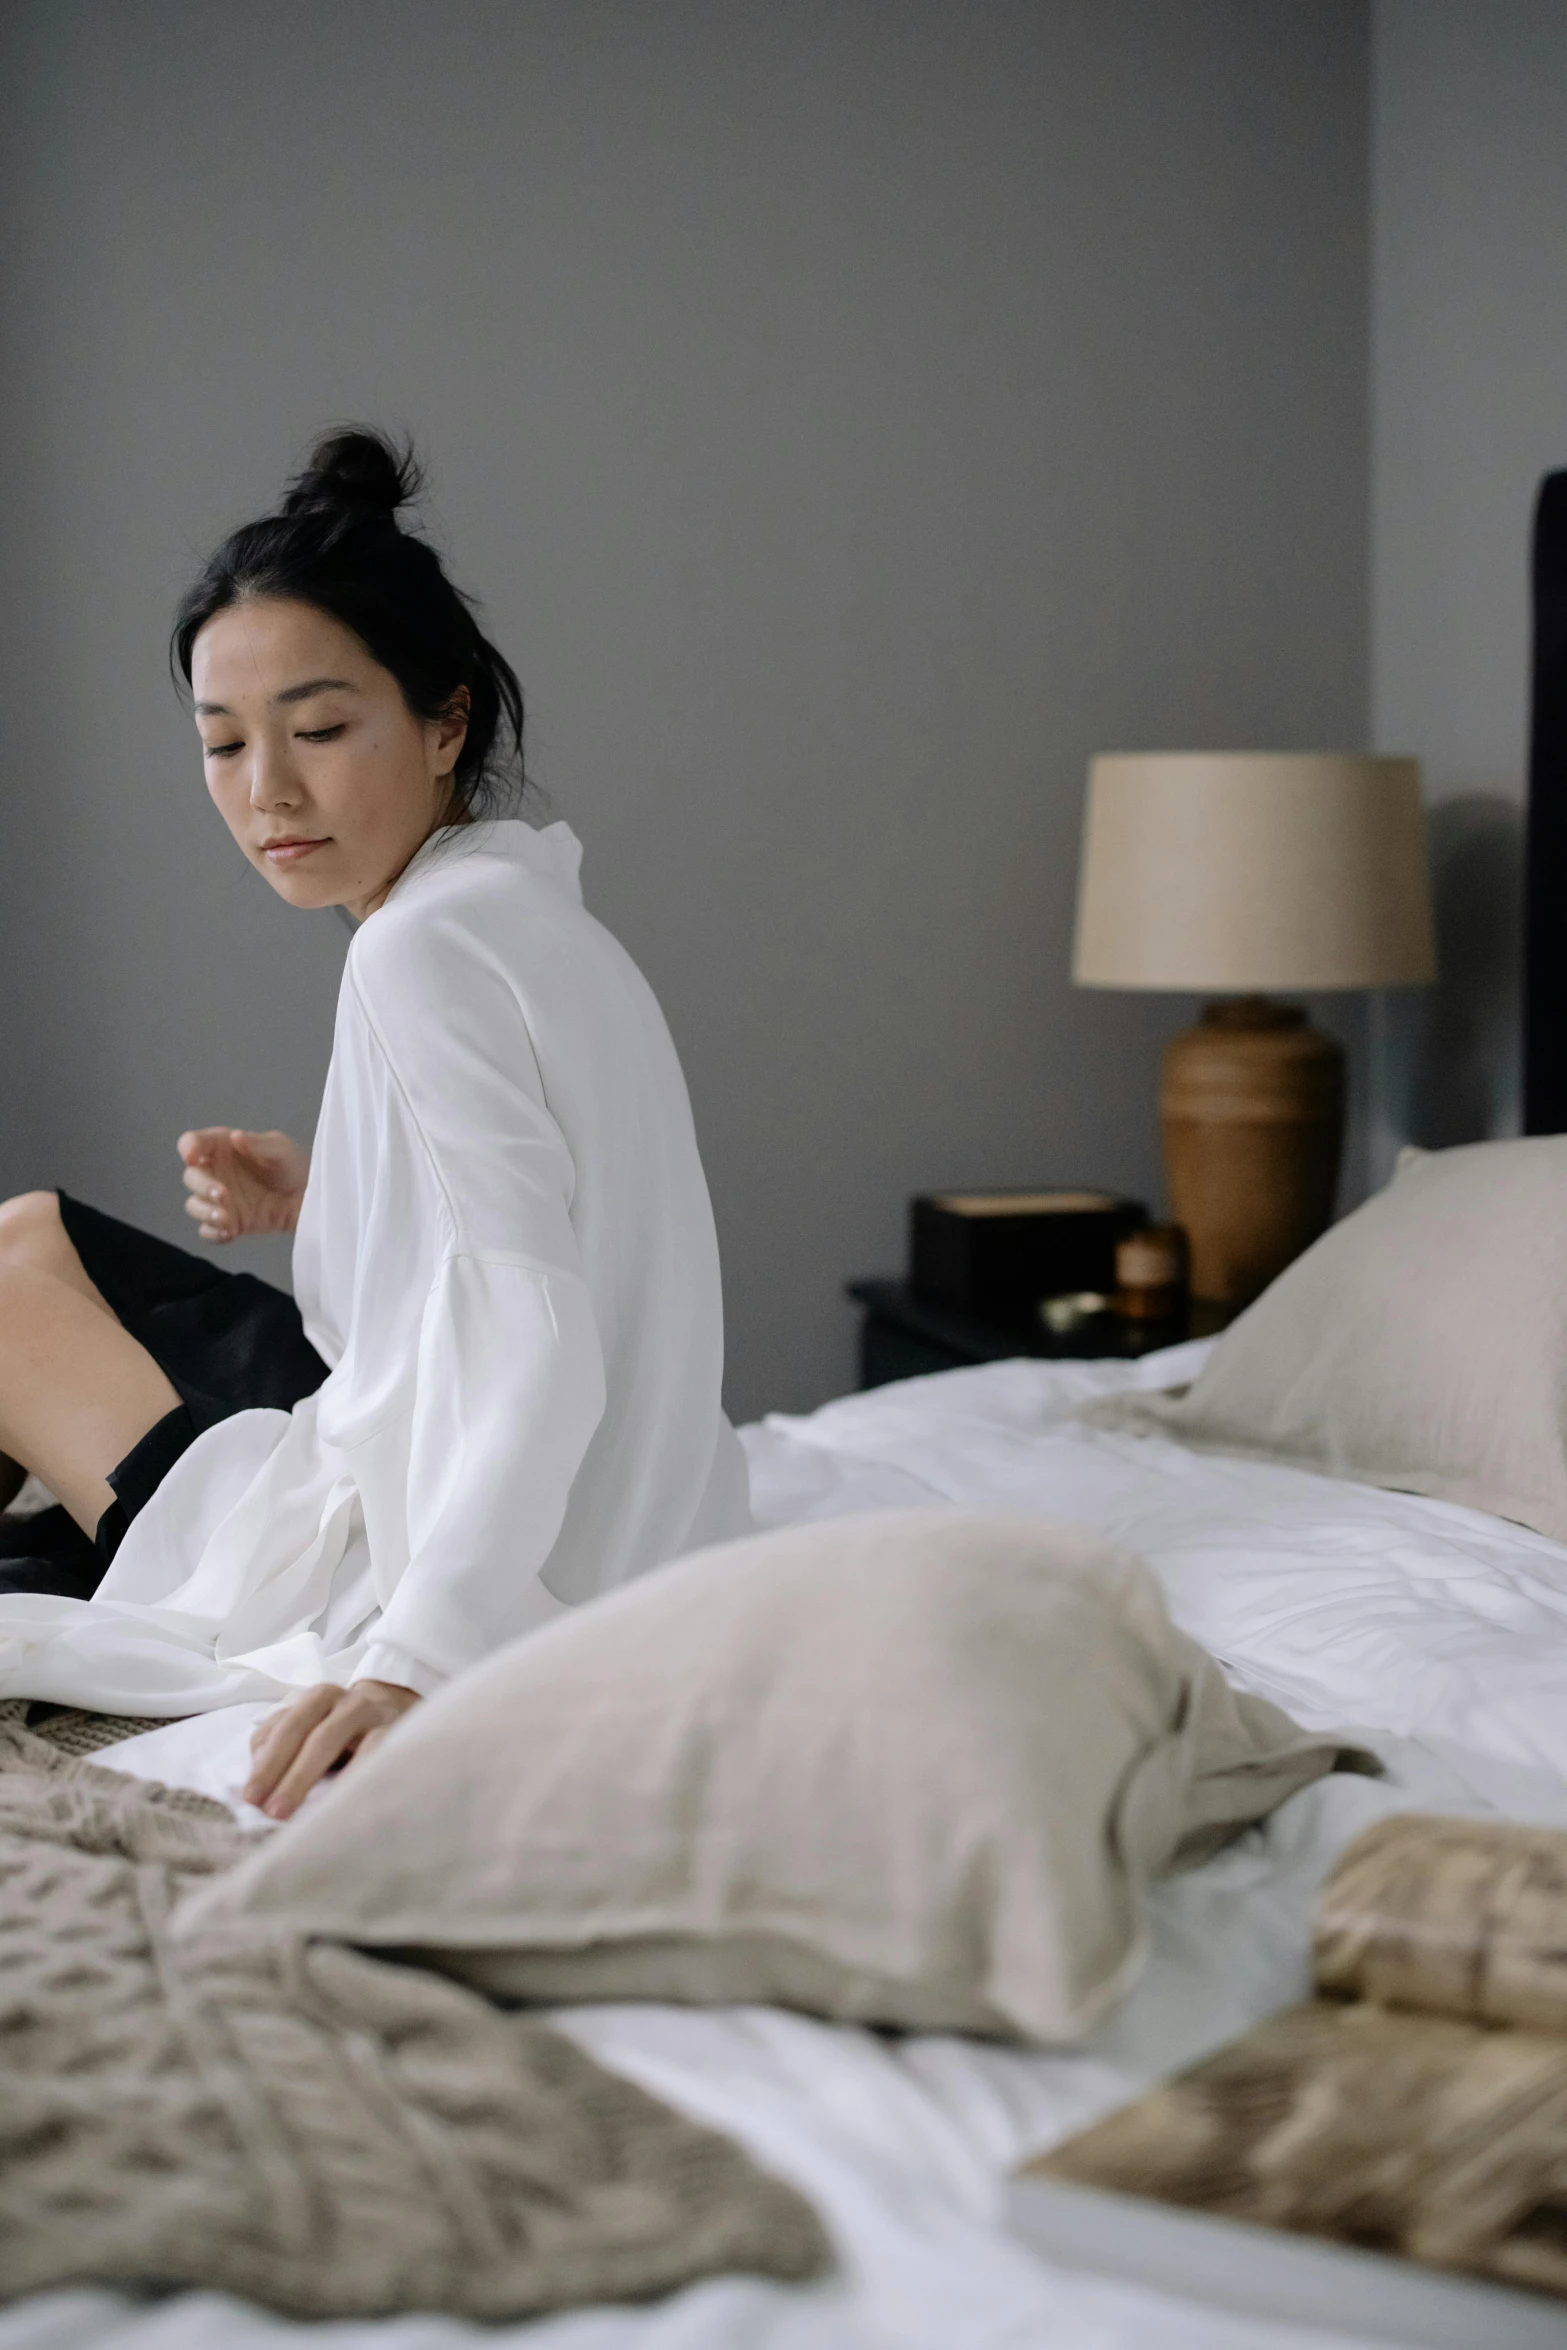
[203,739,244,759]
[297,724,347,743]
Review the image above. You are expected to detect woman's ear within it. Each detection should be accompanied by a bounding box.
[432,687,471,781]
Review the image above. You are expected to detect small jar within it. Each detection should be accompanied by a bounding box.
[1114,1224,1189,1321]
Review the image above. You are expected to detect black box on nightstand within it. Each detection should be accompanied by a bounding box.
[909,1188,1148,1329]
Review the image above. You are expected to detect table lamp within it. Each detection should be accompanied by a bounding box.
[1072,753,1436,1307]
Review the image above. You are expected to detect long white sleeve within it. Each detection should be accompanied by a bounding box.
[354,1253,605,1689]
[336,903,609,1692]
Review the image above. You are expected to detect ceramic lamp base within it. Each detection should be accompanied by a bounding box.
[1160,998,1344,1308]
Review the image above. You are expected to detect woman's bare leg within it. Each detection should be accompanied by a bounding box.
[0,1194,178,1535]
[0,1192,116,1510]
[0,1192,117,1315]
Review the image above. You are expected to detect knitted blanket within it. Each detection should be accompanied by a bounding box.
[0,1716,829,2318]
[0,1694,178,1755]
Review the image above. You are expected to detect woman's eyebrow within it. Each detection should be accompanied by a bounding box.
[193,678,359,717]
[275,676,358,706]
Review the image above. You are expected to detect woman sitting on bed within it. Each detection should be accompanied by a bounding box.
[0,429,748,1815]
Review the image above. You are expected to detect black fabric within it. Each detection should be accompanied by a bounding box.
[0,1506,104,1602]
[56,1192,329,1433]
[94,1403,201,1569]
[0,1196,330,1601]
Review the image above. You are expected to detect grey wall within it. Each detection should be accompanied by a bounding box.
[0,0,1370,1419]
[1369,0,1567,1167]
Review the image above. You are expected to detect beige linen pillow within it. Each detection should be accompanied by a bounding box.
[178,1510,1360,2043]
[1086,1135,1567,1540]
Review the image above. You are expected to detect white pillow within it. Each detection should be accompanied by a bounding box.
[178,1510,1361,2042]
[1089,1135,1567,1540]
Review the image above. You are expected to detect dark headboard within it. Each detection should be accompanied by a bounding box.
[1524,471,1567,1132]
[1522,467,1567,1128]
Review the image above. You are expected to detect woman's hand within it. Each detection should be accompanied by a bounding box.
[178,1127,310,1242]
[243,1679,420,1818]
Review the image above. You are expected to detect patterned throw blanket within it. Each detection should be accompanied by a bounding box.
[0,1695,180,1755]
[0,1715,828,2318]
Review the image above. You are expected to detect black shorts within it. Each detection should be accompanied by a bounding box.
[0,1192,330,1603]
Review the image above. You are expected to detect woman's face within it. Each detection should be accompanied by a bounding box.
[191,597,468,919]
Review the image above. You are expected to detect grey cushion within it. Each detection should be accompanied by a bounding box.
[1088,1137,1567,1542]
[178,1510,1361,2043]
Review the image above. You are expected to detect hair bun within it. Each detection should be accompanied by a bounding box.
[283,427,420,523]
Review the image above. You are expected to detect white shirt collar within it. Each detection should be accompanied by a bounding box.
[381,817,584,912]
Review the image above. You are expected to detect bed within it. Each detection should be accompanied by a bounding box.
[3,1338,1565,2350]
[7,484,1567,2350]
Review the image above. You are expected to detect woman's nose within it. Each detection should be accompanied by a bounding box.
[249,743,303,811]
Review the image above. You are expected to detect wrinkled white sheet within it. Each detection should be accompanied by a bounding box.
[12,1344,1567,2350]
[750,1345,1567,1780]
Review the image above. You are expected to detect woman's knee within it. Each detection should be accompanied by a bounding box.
[0,1191,65,1273]
[0,1192,113,1320]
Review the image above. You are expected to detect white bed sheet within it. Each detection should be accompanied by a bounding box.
[750,1344,1567,1783]
[11,1344,1567,2350]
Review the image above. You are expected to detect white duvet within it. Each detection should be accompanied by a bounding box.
[10,1343,1567,2350]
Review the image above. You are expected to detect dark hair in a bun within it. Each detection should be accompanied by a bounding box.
[283,427,419,521]
[172,427,525,820]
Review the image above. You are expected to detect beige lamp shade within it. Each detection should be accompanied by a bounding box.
[1072,753,1436,993]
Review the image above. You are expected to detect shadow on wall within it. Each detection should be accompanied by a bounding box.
[1375,794,1523,1167]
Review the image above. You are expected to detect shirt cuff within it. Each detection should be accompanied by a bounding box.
[353,1641,447,1700]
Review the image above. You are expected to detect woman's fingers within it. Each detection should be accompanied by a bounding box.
[243,1684,343,1811]
[243,1681,417,1820]
[182,1178,234,1242]
[179,1129,240,1239]
[243,1682,419,1819]
[178,1126,231,1169]
[177,1128,307,1240]
[182,1163,229,1208]
[179,1131,268,1240]
[262,1709,368,1820]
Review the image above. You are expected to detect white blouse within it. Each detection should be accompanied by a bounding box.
[0,820,749,1715]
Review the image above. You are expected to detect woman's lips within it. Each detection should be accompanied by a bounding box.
[262,837,329,864]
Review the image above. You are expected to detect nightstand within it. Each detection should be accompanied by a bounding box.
[846,1279,1231,1392]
